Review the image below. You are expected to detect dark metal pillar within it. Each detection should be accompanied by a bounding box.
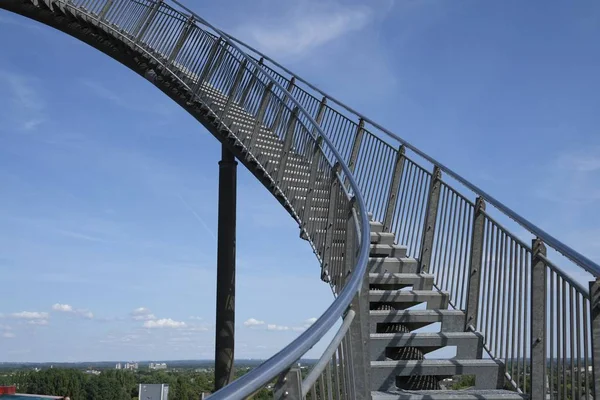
[214,145,237,391]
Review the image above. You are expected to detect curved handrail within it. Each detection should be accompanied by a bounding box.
[212,27,600,278]
[0,0,371,397]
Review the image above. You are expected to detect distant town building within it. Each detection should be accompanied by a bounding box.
[125,362,139,370]
[149,362,167,370]
[84,370,101,375]
[139,383,169,400]
[115,363,122,369]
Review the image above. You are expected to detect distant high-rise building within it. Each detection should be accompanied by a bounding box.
[149,362,167,370]
[139,384,169,400]
[125,362,139,370]
[115,363,122,370]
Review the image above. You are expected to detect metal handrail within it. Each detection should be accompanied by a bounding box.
[215,27,600,279]
[112,0,373,398]
[0,0,372,397]
[301,309,355,396]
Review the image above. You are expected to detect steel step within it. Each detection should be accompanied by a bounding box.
[369,309,465,333]
[371,390,526,400]
[370,221,384,232]
[369,273,434,291]
[371,231,396,245]
[369,290,450,310]
[371,359,505,391]
[370,243,408,258]
[370,332,484,360]
[369,257,418,274]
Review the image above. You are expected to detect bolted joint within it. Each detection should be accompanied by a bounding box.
[532,237,547,256]
[475,196,486,212]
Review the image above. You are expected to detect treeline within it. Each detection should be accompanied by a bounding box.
[0,368,271,399]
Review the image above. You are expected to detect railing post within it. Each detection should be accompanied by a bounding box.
[345,199,371,400]
[300,136,323,240]
[133,0,163,41]
[322,162,341,282]
[531,238,547,400]
[382,145,406,232]
[465,196,486,331]
[419,166,442,273]
[311,96,327,138]
[273,368,302,400]
[247,82,273,151]
[167,16,195,65]
[97,0,114,20]
[276,107,299,186]
[239,57,263,107]
[222,59,248,119]
[192,37,223,95]
[345,118,364,189]
[270,77,296,132]
[589,278,600,400]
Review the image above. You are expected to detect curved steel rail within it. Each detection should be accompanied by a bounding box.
[0,0,371,398]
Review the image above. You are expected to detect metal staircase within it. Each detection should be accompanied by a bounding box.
[1,0,599,399]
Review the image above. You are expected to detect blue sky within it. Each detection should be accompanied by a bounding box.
[0,0,599,362]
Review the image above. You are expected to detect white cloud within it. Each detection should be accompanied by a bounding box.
[51,303,94,319]
[243,318,265,327]
[143,318,187,329]
[131,307,157,321]
[237,2,372,57]
[305,317,317,325]
[2,332,15,338]
[267,324,290,331]
[11,311,49,320]
[52,303,73,312]
[188,316,203,321]
[28,320,49,326]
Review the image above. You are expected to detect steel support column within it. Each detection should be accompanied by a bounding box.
[214,145,237,391]
[530,238,547,400]
[589,278,600,400]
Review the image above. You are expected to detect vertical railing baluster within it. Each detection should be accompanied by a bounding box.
[382,145,405,233]
[273,368,302,400]
[322,163,341,282]
[301,137,323,241]
[465,196,485,330]
[192,37,222,95]
[276,107,299,186]
[590,278,600,400]
[531,238,547,400]
[419,166,442,273]
[132,0,162,40]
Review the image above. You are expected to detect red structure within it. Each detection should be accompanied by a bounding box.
[0,386,16,395]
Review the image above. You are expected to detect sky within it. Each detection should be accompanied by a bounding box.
[0,0,599,363]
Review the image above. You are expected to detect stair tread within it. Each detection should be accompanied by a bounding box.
[371,390,526,400]
[371,331,482,339]
[372,359,502,368]
[370,309,464,316]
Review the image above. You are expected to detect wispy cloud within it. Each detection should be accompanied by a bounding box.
[51,303,94,319]
[267,324,290,331]
[11,311,49,320]
[130,307,157,321]
[237,2,373,57]
[243,318,265,327]
[0,70,46,131]
[143,318,187,329]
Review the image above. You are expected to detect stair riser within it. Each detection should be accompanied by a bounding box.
[369,335,483,361]
[370,244,407,258]
[369,292,449,310]
[369,312,465,333]
[370,232,396,245]
[369,258,418,274]
[371,361,504,392]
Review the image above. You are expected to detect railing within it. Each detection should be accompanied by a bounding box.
[3,0,372,398]
[214,23,600,400]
